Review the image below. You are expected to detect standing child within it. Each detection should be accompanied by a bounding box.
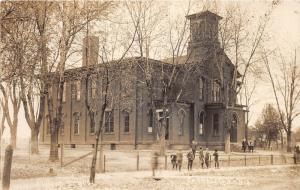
[204,148,210,168]
[199,147,204,168]
[170,154,177,169]
[213,149,219,169]
[176,151,183,171]
[187,150,195,170]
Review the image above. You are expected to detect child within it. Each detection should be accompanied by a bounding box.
[170,154,177,169]
[213,149,219,169]
[176,151,183,171]
[187,150,195,171]
[204,148,210,168]
[199,147,204,168]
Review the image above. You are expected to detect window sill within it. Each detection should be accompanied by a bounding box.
[74,134,80,136]
[104,132,115,135]
[123,132,131,135]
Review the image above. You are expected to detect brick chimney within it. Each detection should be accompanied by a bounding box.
[82,36,99,66]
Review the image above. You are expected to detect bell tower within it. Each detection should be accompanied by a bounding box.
[186,11,222,63]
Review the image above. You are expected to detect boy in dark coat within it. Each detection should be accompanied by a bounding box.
[187,150,195,170]
[213,149,219,169]
[170,154,177,169]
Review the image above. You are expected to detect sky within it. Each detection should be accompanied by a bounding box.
[1,0,300,141]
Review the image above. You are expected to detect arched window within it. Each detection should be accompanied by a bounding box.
[213,113,219,136]
[104,110,114,133]
[73,112,80,135]
[148,109,153,133]
[91,79,97,99]
[124,111,130,133]
[199,77,205,100]
[212,80,220,102]
[178,109,186,136]
[199,112,204,135]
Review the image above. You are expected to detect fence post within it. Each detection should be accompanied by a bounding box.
[103,155,106,173]
[271,155,273,165]
[284,155,287,164]
[136,151,139,171]
[60,144,64,167]
[2,145,13,190]
[164,155,167,170]
[209,155,212,168]
[244,155,247,166]
[259,155,261,165]
[228,155,230,167]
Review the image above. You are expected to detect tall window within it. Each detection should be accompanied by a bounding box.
[148,109,153,133]
[212,80,220,102]
[124,112,130,133]
[199,112,204,135]
[76,81,81,101]
[73,112,80,135]
[60,113,66,135]
[213,113,219,136]
[199,77,204,100]
[104,111,114,133]
[62,83,67,102]
[89,116,95,134]
[91,79,97,99]
[178,109,186,136]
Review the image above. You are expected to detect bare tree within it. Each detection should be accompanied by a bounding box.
[44,1,114,161]
[87,8,139,182]
[207,1,277,153]
[263,48,300,152]
[0,82,21,148]
[0,1,35,149]
[126,0,195,154]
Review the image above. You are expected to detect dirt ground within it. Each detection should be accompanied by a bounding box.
[1,146,299,190]
[9,165,300,190]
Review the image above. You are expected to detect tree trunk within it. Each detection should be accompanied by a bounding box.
[159,126,166,155]
[287,130,292,152]
[159,93,168,155]
[97,137,103,173]
[10,127,17,149]
[49,120,59,161]
[30,127,39,154]
[280,131,284,150]
[90,104,106,183]
[224,130,230,154]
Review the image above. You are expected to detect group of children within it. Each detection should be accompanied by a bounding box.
[170,147,219,171]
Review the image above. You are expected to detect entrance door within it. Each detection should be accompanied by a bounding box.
[230,114,238,142]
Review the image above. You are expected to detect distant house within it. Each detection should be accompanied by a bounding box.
[40,11,246,150]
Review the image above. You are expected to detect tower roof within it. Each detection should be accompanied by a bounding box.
[186,10,222,20]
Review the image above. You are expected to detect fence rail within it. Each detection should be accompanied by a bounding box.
[6,145,297,174]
